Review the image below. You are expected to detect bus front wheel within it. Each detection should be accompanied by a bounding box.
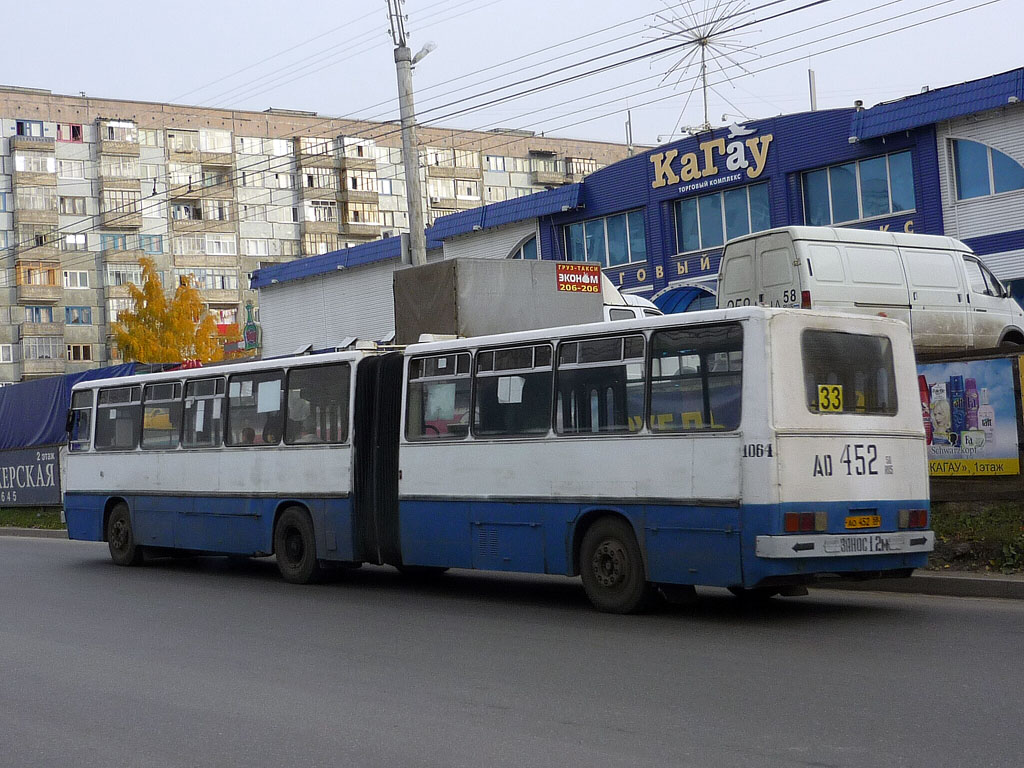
[579,517,654,614]
[274,507,322,584]
[106,503,143,567]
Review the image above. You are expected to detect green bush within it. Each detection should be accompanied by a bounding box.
[930,502,1024,572]
[0,507,65,530]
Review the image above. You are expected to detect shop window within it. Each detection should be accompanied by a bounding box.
[674,183,769,254]
[953,139,1024,200]
[565,210,646,267]
[802,151,915,225]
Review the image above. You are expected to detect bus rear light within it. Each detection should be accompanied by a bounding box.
[899,509,928,529]
[784,512,827,532]
[800,290,812,309]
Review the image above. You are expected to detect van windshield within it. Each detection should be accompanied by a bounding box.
[802,330,897,416]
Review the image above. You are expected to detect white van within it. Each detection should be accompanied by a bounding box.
[716,226,1024,352]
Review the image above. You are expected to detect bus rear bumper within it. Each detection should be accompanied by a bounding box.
[755,530,934,559]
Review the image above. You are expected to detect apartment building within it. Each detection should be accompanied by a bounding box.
[0,86,630,382]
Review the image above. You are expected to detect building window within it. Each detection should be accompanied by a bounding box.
[57,123,83,143]
[303,168,338,190]
[674,182,770,253]
[426,147,455,167]
[272,172,295,189]
[100,155,139,178]
[509,237,538,260]
[104,121,137,143]
[23,336,62,360]
[0,192,9,212]
[280,240,301,257]
[63,270,89,288]
[60,196,87,216]
[239,170,264,188]
[300,137,334,155]
[205,234,237,256]
[199,129,231,153]
[167,131,199,153]
[427,177,454,200]
[101,189,142,215]
[378,178,393,195]
[16,224,58,249]
[240,203,267,221]
[139,129,163,147]
[175,268,238,291]
[455,150,479,168]
[171,202,202,221]
[16,120,43,138]
[243,239,270,257]
[302,232,343,255]
[202,199,233,222]
[62,234,89,252]
[168,162,201,185]
[268,138,292,156]
[66,306,93,325]
[345,168,376,191]
[211,307,238,325]
[485,186,509,203]
[139,235,163,254]
[173,235,205,256]
[16,261,59,286]
[66,344,93,362]
[0,344,16,363]
[106,264,143,286]
[309,200,338,222]
[565,210,647,267]
[952,139,1024,200]
[107,298,135,323]
[455,179,480,199]
[57,159,85,180]
[201,169,228,189]
[802,151,915,226]
[485,155,506,172]
[566,157,599,176]
[100,233,129,251]
[236,136,263,154]
[15,187,58,212]
[345,202,379,225]
[25,306,55,323]
[14,152,55,174]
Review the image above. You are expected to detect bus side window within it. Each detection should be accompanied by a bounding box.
[226,371,285,446]
[141,382,183,449]
[649,324,743,432]
[473,344,552,438]
[94,385,142,451]
[68,389,94,452]
[183,377,225,448]
[406,353,471,440]
[285,363,350,445]
[555,335,645,435]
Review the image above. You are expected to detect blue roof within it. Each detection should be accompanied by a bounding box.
[426,184,583,246]
[250,236,403,289]
[653,286,716,314]
[851,68,1024,140]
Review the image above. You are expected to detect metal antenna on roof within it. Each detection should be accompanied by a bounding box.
[647,0,758,136]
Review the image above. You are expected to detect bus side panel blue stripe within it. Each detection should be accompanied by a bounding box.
[65,493,106,542]
[400,500,474,568]
[644,505,743,586]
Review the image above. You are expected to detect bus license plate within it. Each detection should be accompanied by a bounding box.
[845,515,881,529]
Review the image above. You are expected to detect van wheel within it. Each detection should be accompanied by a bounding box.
[106,503,143,566]
[274,507,322,584]
[579,517,654,614]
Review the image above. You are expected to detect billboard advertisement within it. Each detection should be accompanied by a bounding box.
[0,445,62,506]
[917,358,1019,476]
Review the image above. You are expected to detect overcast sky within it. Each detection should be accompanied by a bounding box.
[6,0,1022,146]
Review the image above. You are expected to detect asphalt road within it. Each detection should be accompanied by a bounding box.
[2,537,1022,768]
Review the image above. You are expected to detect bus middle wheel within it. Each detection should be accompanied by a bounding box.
[579,517,654,614]
[274,507,322,584]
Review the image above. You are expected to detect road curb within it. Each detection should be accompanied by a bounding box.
[815,570,1024,600]
[0,527,68,539]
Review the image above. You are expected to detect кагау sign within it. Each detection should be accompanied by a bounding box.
[649,124,773,192]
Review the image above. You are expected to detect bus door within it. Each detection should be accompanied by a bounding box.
[352,353,403,566]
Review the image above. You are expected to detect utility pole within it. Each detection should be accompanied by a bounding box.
[386,0,432,267]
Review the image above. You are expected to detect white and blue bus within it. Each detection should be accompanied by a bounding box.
[64,307,933,613]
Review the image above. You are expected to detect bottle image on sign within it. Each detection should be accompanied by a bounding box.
[948,375,966,443]
[965,377,979,429]
[918,375,932,445]
[930,382,951,445]
[978,387,996,439]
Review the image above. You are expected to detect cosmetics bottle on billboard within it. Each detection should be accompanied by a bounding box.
[965,378,979,429]
[930,382,951,444]
[978,387,996,439]
[949,375,966,439]
[918,375,932,444]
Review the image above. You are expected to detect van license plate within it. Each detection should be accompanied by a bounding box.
[845,515,881,529]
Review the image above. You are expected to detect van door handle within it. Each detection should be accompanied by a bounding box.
[912,291,918,301]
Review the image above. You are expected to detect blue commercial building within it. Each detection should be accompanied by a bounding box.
[253,68,1024,354]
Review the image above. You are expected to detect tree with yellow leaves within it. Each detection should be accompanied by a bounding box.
[111,257,225,363]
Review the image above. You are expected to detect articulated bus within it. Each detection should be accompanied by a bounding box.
[64,307,934,613]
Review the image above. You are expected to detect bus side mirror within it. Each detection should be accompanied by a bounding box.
[65,410,75,434]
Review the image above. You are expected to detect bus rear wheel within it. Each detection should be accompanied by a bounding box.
[106,503,143,567]
[274,507,322,584]
[579,517,654,614]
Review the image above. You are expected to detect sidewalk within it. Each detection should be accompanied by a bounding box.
[4,526,1023,599]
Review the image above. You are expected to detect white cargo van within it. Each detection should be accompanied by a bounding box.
[716,226,1024,352]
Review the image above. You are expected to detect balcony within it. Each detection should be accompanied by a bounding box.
[98,138,140,156]
[170,218,235,234]
[102,248,144,263]
[13,208,59,227]
[22,358,65,377]
[337,154,377,172]
[20,322,64,337]
[104,284,137,299]
[100,210,143,229]
[337,187,379,205]
[298,151,338,169]
[17,283,62,303]
[530,170,569,186]
[12,171,56,187]
[341,221,382,238]
[199,288,240,304]
[426,164,482,180]
[302,219,339,235]
[11,135,54,152]
[302,185,338,200]
[199,151,233,166]
[99,175,142,192]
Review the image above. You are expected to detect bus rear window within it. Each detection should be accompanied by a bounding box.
[802,330,897,416]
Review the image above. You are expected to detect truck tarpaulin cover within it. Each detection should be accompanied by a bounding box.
[0,364,136,451]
